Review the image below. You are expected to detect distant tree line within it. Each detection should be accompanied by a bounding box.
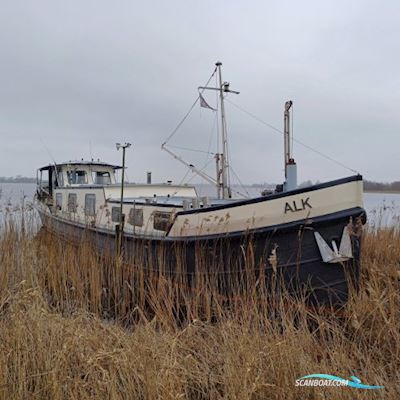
[0,176,36,183]
[289,179,400,192]
[253,179,400,193]
[364,180,400,192]
[1,176,399,192]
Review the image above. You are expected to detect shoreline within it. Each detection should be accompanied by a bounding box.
[1,181,400,195]
[364,190,400,194]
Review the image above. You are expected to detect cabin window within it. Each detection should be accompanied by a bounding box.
[128,208,143,227]
[57,171,64,187]
[52,171,58,189]
[153,211,172,231]
[55,193,63,210]
[93,171,111,185]
[111,206,123,223]
[67,170,87,185]
[84,194,96,216]
[67,193,77,213]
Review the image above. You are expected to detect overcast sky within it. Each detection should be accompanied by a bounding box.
[0,0,399,185]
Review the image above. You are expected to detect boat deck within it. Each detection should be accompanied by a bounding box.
[107,195,242,209]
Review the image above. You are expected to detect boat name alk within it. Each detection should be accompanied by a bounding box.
[284,197,312,214]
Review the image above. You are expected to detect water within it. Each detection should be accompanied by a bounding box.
[0,182,37,232]
[1,182,399,229]
[0,182,36,207]
[362,192,400,229]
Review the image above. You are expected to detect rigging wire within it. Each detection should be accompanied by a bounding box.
[162,67,217,146]
[184,158,216,185]
[229,165,250,198]
[205,109,218,161]
[163,67,222,194]
[196,108,219,188]
[175,167,192,189]
[225,98,359,174]
[167,144,215,155]
[222,121,249,198]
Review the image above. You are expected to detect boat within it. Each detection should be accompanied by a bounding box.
[35,62,366,308]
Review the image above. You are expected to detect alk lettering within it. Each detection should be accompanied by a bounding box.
[284,197,312,213]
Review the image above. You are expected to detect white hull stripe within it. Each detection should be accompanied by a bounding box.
[168,180,363,238]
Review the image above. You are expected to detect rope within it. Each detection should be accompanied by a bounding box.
[226,99,359,174]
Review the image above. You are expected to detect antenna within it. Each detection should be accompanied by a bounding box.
[40,137,60,186]
[89,140,93,161]
[40,137,57,164]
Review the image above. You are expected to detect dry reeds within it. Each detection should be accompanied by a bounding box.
[0,215,399,399]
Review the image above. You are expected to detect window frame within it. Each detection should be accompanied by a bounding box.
[128,208,144,227]
[57,171,64,187]
[84,194,96,216]
[111,206,122,223]
[153,211,172,231]
[55,193,63,210]
[67,193,78,213]
[93,171,111,185]
[67,170,88,185]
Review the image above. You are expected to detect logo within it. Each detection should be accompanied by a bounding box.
[295,374,384,390]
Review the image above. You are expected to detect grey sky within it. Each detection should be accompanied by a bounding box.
[0,0,399,184]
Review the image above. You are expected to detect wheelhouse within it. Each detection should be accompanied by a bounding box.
[36,161,122,202]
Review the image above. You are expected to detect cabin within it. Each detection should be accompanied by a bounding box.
[36,160,200,236]
[37,161,120,206]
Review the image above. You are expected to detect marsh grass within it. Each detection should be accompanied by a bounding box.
[0,216,399,399]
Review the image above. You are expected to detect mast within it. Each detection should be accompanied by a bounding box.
[215,152,223,199]
[163,61,238,199]
[216,62,231,199]
[198,62,239,198]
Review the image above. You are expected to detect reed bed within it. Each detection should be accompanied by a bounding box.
[0,216,399,399]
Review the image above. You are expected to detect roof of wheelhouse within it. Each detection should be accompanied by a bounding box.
[39,160,122,171]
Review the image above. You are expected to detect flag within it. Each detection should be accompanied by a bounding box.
[199,92,216,111]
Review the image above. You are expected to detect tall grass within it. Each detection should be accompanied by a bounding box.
[0,215,399,399]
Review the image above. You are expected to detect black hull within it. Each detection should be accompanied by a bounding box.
[38,207,365,308]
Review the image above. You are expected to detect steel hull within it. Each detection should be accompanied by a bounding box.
[38,206,365,308]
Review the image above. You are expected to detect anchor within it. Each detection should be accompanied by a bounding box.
[314,226,353,263]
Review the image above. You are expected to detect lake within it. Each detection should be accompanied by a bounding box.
[1,182,399,229]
